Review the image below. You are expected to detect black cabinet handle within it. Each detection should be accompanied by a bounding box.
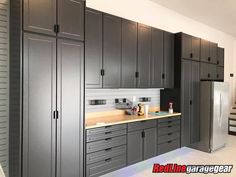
[208,73,210,78]
[168,140,172,143]
[141,131,145,138]
[105,148,112,151]
[168,121,172,123]
[208,57,211,61]
[105,131,112,135]
[190,100,192,105]
[105,138,112,141]
[217,60,219,65]
[105,125,111,129]
[105,158,112,162]
[217,74,219,78]
[190,53,193,58]
[168,133,172,135]
[168,125,172,128]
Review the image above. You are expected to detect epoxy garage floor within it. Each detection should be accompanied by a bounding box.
[103,135,236,177]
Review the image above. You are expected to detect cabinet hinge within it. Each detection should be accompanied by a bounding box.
[162,73,165,79]
[101,69,105,76]
[135,72,139,78]
[54,24,60,33]
[141,131,145,138]
[53,110,59,119]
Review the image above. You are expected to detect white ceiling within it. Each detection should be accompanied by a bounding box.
[151,0,236,37]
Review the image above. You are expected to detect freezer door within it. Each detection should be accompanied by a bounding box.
[211,82,229,151]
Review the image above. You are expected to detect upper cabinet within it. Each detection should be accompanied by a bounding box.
[137,24,152,88]
[23,0,85,40]
[179,33,200,61]
[85,8,103,88]
[217,47,224,66]
[121,19,138,88]
[57,0,84,40]
[103,14,122,88]
[200,39,218,64]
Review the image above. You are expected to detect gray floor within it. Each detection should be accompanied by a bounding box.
[103,135,236,177]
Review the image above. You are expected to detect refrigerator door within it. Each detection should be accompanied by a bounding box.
[211,82,229,152]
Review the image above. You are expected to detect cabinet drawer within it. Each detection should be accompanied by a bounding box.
[86,145,126,165]
[128,120,156,132]
[158,125,180,136]
[87,124,127,136]
[87,135,127,153]
[157,116,180,123]
[158,132,180,144]
[158,119,180,128]
[157,139,180,155]
[86,129,127,142]
[86,155,126,177]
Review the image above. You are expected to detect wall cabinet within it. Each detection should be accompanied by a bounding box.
[24,0,85,40]
[180,60,200,146]
[217,66,224,81]
[85,8,103,88]
[137,24,152,88]
[22,33,84,177]
[200,63,217,80]
[179,33,200,61]
[121,19,138,88]
[200,39,218,64]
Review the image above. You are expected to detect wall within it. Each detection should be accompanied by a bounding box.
[87,0,236,105]
[86,89,161,113]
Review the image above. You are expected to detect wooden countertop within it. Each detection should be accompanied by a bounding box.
[85,111,181,129]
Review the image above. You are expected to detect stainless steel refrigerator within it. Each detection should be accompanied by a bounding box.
[195,81,229,153]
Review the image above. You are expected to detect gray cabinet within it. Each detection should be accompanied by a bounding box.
[200,63,217,80]
[23,0,56,35]
[181,60,200,146]
[58,0,84,40]
[85,8,103,88]
[56,39,84,177]
[121,19,138,88]
[103,14,122,88]
[23,33,84,177]
[217,47,224,66]
[127,130,143,165]
[143,128,157,159]
[137,24,151,88]
[217,66,224,81]
[200,39,218,64]
[23,33,57,177]
[23,0,85,40]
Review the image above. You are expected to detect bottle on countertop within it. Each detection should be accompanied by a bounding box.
[169,102,173,114]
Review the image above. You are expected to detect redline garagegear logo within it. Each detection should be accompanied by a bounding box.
[152,163,233,174]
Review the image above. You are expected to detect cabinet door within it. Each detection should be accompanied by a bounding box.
[210,42,218,64]
[23,33,56,177]
[137,24,151,88]
[127,131,143,165]
[181,33,192,59]
[191,36,200,61]
[190,61,200,143]
[57,39,84,177]
[200,62,210,80]
[217,47,224,66]
[103,14,122,88]
[200,39,210,63]
[58,0,84,40]
[209,64,217,80]
[121,19,137,88]
[24,0,56,35]
[143,128,157,160]
[85,8,103,88]
[163,32,174,88]
[217,66,224,81]
[151,28,164,88]
[181,60,192,146]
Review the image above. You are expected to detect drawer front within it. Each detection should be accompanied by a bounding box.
[157,116,180,123]
[86,145,127,165]
[87,124,127,136]
[158,132,180,144]
[158,125,180,136]
[87,135,127,153]
[157,139,180,155]
[86,155,126,177]
[158,119,180,128]
[87,129,127,142]
[128,120,156,132]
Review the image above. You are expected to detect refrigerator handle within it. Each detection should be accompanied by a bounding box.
[219,93,222,127]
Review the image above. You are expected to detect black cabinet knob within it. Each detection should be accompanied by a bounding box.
[208,73,210,78]
[190,53,193,58]
[217,60,219,65]
[208,57,211,61]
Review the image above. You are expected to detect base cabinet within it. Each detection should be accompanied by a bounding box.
[86,117,181,177]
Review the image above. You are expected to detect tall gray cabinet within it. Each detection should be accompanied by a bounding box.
[10,1,85,177]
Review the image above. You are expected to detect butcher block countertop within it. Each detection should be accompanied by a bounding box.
[85,110,181,129]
